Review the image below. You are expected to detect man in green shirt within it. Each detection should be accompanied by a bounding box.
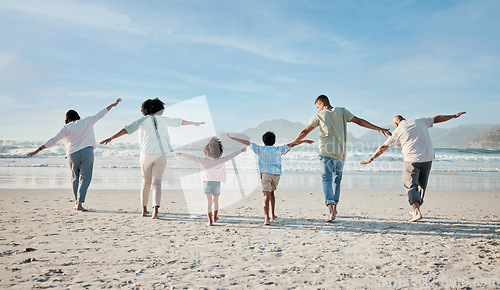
[293,95,391,222]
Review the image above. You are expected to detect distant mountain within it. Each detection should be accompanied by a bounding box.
[433,126,486,148]
[240,119,309,144]
[466,127,500,149]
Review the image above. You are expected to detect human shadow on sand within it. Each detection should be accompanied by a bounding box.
[85,209,499,239]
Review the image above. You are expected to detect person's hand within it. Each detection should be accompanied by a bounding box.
[454,112,466,118]
[241,148,246,152]
[302,140,314,144]
[100,138,112,145]
[360,159,371,165]
[195,122,205,126]
[114,98,122,106]
[27,146,43,156]
[175,152,181,156]
[379,128,392,137]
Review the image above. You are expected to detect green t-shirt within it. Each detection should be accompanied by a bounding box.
[307,107,355,160]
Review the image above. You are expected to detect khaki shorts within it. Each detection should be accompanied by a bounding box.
[261,173,281,192]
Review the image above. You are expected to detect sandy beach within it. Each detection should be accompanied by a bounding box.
[0,187,499,288]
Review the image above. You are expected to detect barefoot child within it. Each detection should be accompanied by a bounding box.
[227,132,313,225]
[176,137,246,226]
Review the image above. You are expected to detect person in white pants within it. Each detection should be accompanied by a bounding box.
[101,98,204,219]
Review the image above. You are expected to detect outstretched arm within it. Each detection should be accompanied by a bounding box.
[434,112,466,124]
[360,144,390,165]
[27,145,47,157]
[181,120,205,126]
[100,128,127,145]
[227,134,251,146]
[287,139,314,148]
[293,125,315,142]
[107,98,122,111]
[175,152,203,163]
[351,117,391,137]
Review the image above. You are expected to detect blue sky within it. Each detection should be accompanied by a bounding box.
[0,0,498,142]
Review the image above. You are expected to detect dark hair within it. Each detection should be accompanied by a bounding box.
[315,95,330,106]
[141,98,165,116]
[262,131,276,146]
[204,137,223,158]
[65,110,80,124]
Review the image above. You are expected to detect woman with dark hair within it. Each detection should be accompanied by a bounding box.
[100,98,205,219]
[176,137,246,226]
[27,98,122,211]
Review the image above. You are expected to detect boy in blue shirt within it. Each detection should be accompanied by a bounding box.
[227,132,313,225]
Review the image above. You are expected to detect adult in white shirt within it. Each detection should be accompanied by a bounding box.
[100,98,204,219]
[360,112,466,222]
[27,98,122,211]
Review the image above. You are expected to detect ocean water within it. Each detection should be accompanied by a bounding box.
[0,141,499,191]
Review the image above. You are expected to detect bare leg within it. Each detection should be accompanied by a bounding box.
[142,206,149,217]
[263,191,271,225]
[270,191,278,221]
[152,206,159,219]
[324,203,336,222]
[408,202,422,222]
[206,194,213,226]
[213,195,219,222]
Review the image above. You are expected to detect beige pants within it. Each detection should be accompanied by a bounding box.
[140,153,167,207]
[261,173,280,192]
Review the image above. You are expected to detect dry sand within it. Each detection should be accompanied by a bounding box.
[0,187,499,288]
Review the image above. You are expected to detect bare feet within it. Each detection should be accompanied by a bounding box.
[142,206,150,217]
[271,215,278,222]
[207,221,213,226]
[324,211,337,222]
[214,216,219,223]
[408,208,422,222]
[74,201,87,211]
[264,217,270,226]
[152,206,159,219]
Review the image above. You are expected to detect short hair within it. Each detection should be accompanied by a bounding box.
[393,115,405,122]
[141,98,165,116]
[204,137,223,158]
[315,95,330,106]
[262,131,276,146]
[65,110,80,124]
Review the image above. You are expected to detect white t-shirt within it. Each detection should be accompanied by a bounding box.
[124,115,182,154]
[384,117,435,163]
[44,108,108,155]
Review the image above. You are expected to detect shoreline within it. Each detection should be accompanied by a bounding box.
[0,188,498,288]
[0,166,499,191]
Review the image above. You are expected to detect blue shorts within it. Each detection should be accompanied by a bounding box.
[203,181,221,196]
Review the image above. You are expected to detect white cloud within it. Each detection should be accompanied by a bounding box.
[0,0,146,34]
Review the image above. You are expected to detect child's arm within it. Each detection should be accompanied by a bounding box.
[175,152,205,163]
[226,134,251,146]
[218,148,246,162]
